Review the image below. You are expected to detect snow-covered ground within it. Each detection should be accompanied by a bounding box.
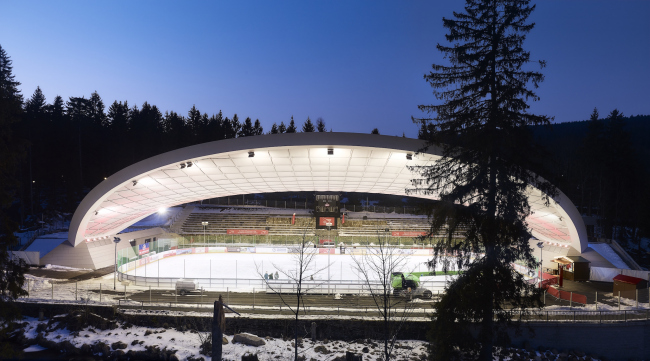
[588,243,630,269]
[24,232,69,255]
[19,314,432,361]
[18,314,610,361]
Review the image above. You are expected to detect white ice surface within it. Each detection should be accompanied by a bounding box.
[125,252,457,286]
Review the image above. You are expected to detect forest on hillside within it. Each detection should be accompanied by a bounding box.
[2,44,649,265]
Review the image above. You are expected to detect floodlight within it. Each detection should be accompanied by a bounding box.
[248,151,255,157]
[328,148,334,155]
[132,180,137,186]
[186,161,193,167]
[406,153,412,160]
[180,163,186,169]
[158,207,167,214]
[536,241,544,249]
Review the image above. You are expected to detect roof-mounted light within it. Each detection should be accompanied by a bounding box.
[406,153,412,160]
[328,148,334,155]
[248,151,255,158]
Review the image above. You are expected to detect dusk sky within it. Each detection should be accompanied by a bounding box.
[1,0,648,138]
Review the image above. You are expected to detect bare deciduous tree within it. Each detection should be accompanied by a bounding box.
[351,235,415,361]
[256,234,330,361]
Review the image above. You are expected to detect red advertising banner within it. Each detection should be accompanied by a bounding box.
[227,229,269,235]
[319,217,335,226]
[391,231,426,237]
[319,248,335,254]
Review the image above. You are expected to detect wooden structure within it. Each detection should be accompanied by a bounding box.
[613,274,647,300]
[551,256,590,282]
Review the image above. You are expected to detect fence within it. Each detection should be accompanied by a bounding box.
[546,287,587,305]
[20,279,650,323]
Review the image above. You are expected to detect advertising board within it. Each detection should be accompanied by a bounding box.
[138,242,150,255]
[391,231,427,237]
[227,229,269,235]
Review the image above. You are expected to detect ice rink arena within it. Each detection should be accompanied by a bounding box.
[118,245,459,293]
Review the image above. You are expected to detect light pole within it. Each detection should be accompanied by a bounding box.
[536,241,544,289]
[327,224,332,293]
[202,221,208,244]
[113,237,122,290]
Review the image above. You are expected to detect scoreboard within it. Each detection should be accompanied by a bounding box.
[314,193,340,229]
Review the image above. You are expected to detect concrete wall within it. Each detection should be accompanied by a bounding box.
[9,251,40,266]
[40,228,167,269]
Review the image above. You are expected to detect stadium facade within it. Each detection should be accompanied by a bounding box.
[41,133,587,269]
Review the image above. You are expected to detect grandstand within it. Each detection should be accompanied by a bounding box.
[173,205,441,246]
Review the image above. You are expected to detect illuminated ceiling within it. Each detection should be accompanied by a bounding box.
[69,133,587,252]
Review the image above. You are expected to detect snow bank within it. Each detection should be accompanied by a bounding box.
[588,243,630,269]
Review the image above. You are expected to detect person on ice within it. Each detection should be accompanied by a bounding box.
[274,271,279,280]
[264,272,269,280]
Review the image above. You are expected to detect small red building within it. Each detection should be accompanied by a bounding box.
[612,274,648,300]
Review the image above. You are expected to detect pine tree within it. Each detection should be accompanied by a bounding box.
[25,86,46,115]
[302,116,315,132]
[286,116,297,133]
[207,110,225,141]
[412,2,553,359]
[239,117,255,137]
[316,117,326,132]
[0,44,28,341]
[278,121,287,134]
[371,128,379,134]
[270,122,279,134]
[253,119,263,135]
[187,105,202,139]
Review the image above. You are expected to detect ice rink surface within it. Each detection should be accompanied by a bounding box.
[125,252,457,284]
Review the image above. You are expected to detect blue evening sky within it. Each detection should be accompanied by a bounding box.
[1,0,648,137]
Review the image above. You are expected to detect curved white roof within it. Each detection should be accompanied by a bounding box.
[69,132,587,252]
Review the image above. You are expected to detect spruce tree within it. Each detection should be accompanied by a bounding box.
[25,86,46,115]
[278,121,287,134]
[253,119,263,135]
[286,116,297,133]
[239,117,254,137]
[412,1,554,359]
[0,45,28,348]
[270,122,279,134]
[316,117,326,132]
[302,116,315,132]
[371,128,379,134]
[207,110,225,141]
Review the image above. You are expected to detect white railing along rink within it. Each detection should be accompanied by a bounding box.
[118,272,451,295]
